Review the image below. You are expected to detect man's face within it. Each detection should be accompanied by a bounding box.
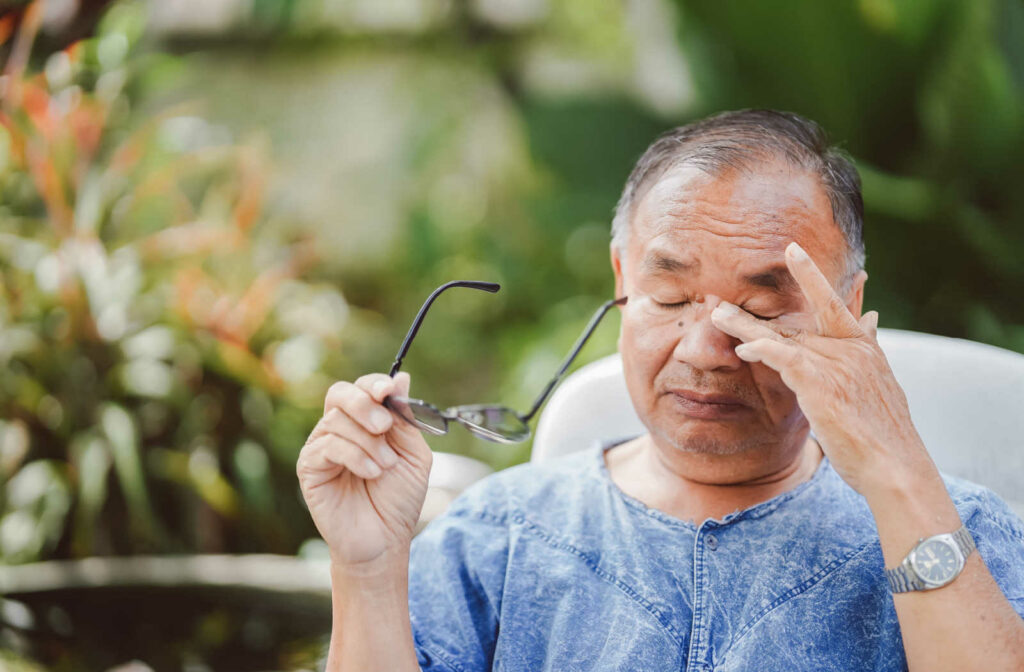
[612,160,865,457]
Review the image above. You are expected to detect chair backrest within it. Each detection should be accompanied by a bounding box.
[531,328,1024,518]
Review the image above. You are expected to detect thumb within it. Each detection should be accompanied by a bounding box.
[386,372,418,438]
[859,311,879,341]
[394,371,412,398]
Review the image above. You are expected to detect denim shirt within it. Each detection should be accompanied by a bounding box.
[408,438,1024,671]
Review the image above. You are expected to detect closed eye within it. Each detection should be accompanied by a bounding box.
[654,299,778,321]
[654,300,690,309]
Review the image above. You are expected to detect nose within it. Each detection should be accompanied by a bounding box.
[671,296,744,372]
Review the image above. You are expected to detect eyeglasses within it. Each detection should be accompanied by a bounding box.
[383,280,626,444]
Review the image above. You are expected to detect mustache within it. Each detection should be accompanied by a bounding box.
[657,377,754,405]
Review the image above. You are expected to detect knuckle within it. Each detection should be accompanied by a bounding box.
[296,441,316,473]
[324,381,354,409]
[327,439,357,467]
[785,327,805,342]
[326,380,351,398]
[320,407,346,432]
[338,385,370,412]
[355,372,389,390]
[785,345,805,370]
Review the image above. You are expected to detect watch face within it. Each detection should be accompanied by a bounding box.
[910,538,961,586]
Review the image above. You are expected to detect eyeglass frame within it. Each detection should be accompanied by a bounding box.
[383,280,627,444]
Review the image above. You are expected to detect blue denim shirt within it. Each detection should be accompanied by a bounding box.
[408,438,1024,671]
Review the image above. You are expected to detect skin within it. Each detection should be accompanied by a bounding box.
[296,156,1023,672]
[296,371,427,671]
[608,161,864,522]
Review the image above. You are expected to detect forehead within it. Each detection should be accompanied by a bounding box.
[630,162,845,284]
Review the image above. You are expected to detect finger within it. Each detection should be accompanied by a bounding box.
[319,408,399,468]
[859,310,879,341]
[323,381,394,435]
[298,433,382,484]
[393,371,411,398]
[711,301,805,343]
[320,434,385,480]
[785,242,862,338]
[355,372,400,403]
[383,372,431,444]
[734,337,808,384]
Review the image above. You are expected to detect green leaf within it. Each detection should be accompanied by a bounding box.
[99,403,160,539]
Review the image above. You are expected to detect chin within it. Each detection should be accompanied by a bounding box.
[651,417,767,456]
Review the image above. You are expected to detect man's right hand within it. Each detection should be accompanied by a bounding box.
[296,371,432,570]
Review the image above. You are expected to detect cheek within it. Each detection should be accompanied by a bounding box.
[751,363,799,414]
[619,319,674,403]
[621,318,673,370]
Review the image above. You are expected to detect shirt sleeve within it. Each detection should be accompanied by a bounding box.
[408,475,512,672]
[960,488,1024,618]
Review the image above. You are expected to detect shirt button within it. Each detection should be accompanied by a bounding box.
[706,534,719,551]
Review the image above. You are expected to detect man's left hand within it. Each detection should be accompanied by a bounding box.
[709,241,934,497]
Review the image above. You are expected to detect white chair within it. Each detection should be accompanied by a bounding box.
[532,328,1024,518]
[418,452,494,532]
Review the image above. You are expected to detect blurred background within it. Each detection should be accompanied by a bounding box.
[0,0,1022,669]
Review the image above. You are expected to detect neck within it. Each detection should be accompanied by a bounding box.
[604,431,823,525]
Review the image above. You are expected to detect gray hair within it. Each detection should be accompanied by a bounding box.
[610,109,866,295]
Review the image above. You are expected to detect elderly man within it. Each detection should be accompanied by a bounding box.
[297,109,1024,671]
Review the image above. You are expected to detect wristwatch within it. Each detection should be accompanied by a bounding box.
[885,525,976,593]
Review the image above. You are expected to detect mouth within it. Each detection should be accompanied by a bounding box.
[668,389,750,420]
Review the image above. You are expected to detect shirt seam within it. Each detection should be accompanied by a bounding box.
[967,504,1024,543]
[720,539,879,661]
[511,509,686,647]
[415,632,468,672]
[595,440,835,529]
[962,502,1024,602]
[446,507,509,528]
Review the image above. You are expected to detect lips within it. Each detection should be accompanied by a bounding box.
[671,389,748,407]
[668,388,751,420]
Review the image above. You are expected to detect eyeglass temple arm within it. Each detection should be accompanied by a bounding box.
[389,281,501,377]
[520,296,628,422]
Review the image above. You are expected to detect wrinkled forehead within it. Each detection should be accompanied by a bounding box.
[629,162,845,280]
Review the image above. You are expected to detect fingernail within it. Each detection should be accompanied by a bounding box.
[713,302,738,317]
[787,242,808,260]
[363,458,382,477]
[371,409,391,433]
[379,443,399,467]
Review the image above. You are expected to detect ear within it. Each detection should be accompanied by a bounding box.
[611,243,626,306]
[844,269,868,320]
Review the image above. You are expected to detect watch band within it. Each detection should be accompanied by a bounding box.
[885,525,975,593]
[886,560,922,593]
[950,525,976,558]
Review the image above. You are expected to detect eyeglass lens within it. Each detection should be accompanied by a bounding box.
[454,405,530,442]
[386,397,531,443]
[385,397,448,435]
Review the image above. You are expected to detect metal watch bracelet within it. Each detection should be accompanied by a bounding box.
[885,525,976,593]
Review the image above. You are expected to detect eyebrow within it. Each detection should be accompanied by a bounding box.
[641,253,800,296]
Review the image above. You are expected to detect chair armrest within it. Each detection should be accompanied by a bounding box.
[414,451,493,533]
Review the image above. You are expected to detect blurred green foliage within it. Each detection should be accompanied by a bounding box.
[0,2,339,564]
[1,0,1022,668]
[1,0,1023,570]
